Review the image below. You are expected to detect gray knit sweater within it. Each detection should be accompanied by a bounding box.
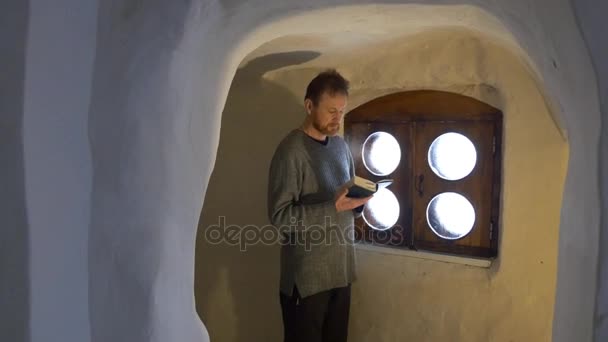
[268,129,356,298]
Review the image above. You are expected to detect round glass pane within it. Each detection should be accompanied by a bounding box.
[428,132,477,181]
[362,132,401,176]
[362,188,400,231]
[426,192,475,240]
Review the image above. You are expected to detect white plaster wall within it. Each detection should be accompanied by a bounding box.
[22,0,97,341]
[0,0,603,341]
[570,1,608,341]
[0,1,29,341]
[87,1,211,341]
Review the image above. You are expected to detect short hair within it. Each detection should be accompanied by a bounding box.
[304,69,350,106]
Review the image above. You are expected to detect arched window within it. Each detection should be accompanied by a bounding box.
[345,90,502,258]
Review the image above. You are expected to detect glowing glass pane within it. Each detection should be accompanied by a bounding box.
[362,188,400,231]
[362,132,401,176]
[426,192,475,240]
[428,133,477,181]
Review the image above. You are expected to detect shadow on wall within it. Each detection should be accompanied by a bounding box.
[0,1,29,340]
[194,51,321,342]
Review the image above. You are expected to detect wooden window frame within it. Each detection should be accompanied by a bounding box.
[345,90,502,258]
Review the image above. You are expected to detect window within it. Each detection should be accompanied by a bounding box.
[345,90,502,258]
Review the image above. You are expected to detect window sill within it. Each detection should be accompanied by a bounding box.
[355,243,493,268]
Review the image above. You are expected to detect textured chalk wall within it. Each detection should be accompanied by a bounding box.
[0,1,29,341]
[88,1,210,341]
[196,29,568,342]
[570,1,608,341]
[23,0,97,341]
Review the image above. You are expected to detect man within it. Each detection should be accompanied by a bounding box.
[267,69,371,342]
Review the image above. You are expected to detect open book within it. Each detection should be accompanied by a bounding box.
[346,176,393,198]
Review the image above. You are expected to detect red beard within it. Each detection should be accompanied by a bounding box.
[313,120,340,136]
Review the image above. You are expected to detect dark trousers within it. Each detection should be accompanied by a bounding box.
[280,284,351,342]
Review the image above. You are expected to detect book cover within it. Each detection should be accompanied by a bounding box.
[346,176,393,198]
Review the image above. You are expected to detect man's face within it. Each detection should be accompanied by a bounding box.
[307,92,348,136]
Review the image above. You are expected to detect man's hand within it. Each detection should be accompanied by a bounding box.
[334,187,372,212]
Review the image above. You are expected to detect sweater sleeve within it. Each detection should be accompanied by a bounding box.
[346,145,364,218]
[267,146,339,232]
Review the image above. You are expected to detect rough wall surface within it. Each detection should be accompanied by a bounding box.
[23,0,97,341]
[196,29,568,342]
[0,0,602,341]
[0,1,29,341]
[570,1,608,341]
[87,1,210,341]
